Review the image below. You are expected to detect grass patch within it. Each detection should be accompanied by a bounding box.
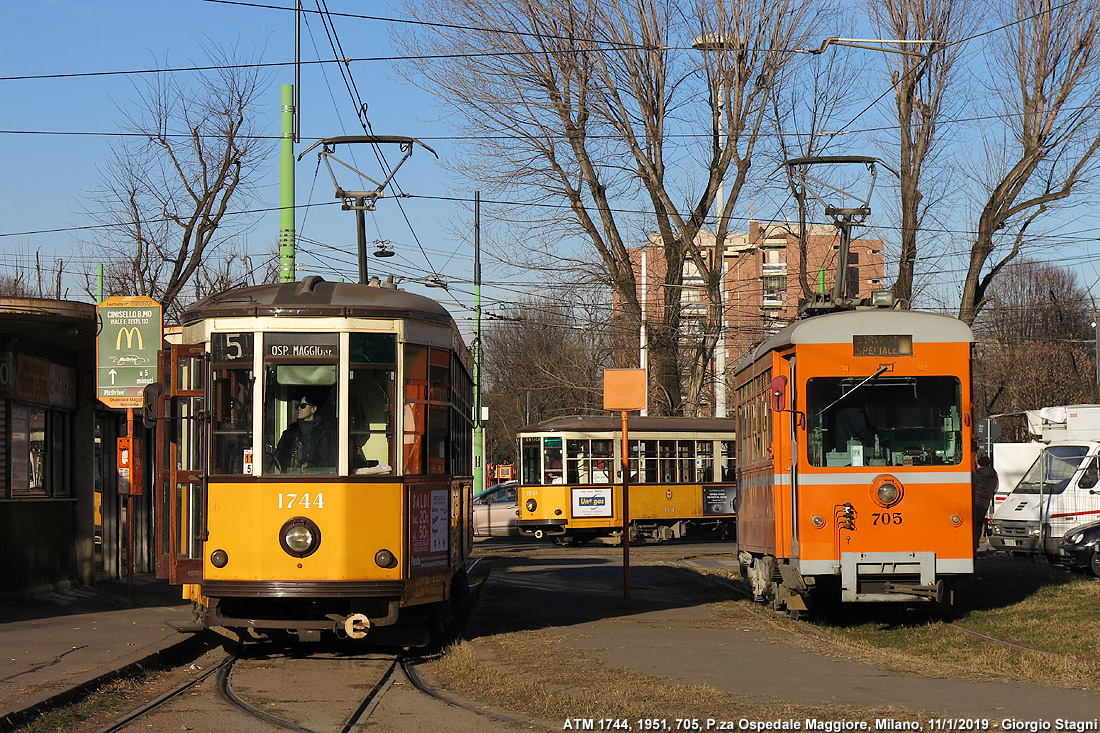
[426,631,927,725]
[798,555,1100,689]
[14,672,158,733]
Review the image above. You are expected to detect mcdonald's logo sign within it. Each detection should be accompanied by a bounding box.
[116,327,143,351]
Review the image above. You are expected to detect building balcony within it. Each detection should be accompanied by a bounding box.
[761,262,787,275]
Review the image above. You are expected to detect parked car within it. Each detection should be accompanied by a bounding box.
[1055,520,1100,577]
[472,481,519,537]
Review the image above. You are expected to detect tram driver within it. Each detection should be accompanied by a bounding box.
[275,389,338,472]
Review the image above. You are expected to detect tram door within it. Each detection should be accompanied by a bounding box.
[153,344,207,585]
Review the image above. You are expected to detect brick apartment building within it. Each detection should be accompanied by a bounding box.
[625,220,885,415]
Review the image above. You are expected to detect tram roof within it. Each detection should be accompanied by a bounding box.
[735,308,974,373]
[519,415,736,435]
[181,276,455,327]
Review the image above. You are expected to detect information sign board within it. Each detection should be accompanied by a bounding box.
[96,296,163,409]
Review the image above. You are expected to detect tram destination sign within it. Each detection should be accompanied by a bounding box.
[853,334,912,357]
[96,296,163,409]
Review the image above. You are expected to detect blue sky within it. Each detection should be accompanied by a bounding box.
[2,1,488,326]
[7,1,1100,326]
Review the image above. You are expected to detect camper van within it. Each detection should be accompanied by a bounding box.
[989,406,1100,557]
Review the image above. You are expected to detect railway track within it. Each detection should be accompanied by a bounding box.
[88,639,545,733]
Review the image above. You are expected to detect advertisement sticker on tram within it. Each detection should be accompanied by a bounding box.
[409,487,449,575]
[572,487,613,517]
[703,485,737,516]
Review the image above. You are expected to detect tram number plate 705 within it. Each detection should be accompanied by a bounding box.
[871,512,903,525]
[278,493,325,509]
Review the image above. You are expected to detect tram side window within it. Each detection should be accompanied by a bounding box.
[694,440,714,482]
[263,365,338,474]
[566,439,613,484]
[628,440,657,483]
[543,437,563,484]
[211,368,253,475]
[403,344,452,475]
[721,440,736,481]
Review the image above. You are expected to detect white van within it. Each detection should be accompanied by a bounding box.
[989,441,1100,556]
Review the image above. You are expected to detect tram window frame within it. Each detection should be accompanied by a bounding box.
[261,333,340,476]
[735,371,772,468]
[542,436,563,484]
[806,375,964,468]
[565,439,613,484]
[210,367,254,476]
[403,344,455,476]
[348,333,397,476]
[450,352,473,476]
[521,437,541,484]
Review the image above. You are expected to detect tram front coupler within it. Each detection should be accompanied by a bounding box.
[882,579,947,603]
[342,612,371,639]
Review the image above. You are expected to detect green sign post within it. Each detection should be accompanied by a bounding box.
[96,296,163,409]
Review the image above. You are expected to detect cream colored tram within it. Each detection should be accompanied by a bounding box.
[515,416,736,544]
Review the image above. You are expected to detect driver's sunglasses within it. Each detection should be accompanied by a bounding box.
[297,402,311,409]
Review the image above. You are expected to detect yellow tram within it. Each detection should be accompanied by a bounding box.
[515,416,736,544]
[152,276,473,644]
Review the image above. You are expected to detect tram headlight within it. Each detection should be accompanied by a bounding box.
[870,474,904,508]
[210,549,229,568]
[374,549,398,568]
[877,483,900,506]
[279,517,321,558]
[525,498,537,512]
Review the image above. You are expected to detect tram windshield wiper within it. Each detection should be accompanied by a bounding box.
[814,365,889,420]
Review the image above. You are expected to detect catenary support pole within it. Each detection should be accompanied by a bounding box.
[474,192,485,495]
[278,84,296,283]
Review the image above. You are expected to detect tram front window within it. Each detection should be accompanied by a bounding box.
[807,376,963,467]
[264,365,338,474]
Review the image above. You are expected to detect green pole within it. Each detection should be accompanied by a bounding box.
[473,192,485,495]
[818,266,826,295]
[278,84,296,283]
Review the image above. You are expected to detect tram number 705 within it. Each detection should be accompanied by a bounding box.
[872,512,903,525]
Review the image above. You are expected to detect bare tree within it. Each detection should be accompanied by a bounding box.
[83,43,271,319]
[482,295,611,464]
[0,265,31,297]
[972,258,1096,425]
[958,0,1100,325]
[867,0,972,309]
[393,0,825,415]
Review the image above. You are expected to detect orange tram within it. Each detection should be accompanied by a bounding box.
[734,308,975,613]
[151,276,474,644]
